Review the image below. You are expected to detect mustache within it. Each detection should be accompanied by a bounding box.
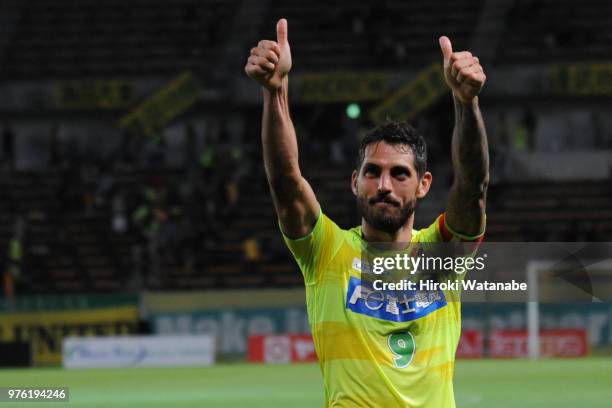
[368,194,400,207]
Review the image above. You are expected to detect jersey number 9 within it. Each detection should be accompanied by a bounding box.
[388,331,416,368]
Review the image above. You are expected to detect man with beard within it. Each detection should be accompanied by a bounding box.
[245,19,488,408]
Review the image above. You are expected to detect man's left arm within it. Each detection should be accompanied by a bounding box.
[439,36,489,237]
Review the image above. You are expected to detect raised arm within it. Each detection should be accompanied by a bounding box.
[244,19,319,239]
[439,36,489,236]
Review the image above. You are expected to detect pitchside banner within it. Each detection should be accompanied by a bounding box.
[462,303,612,346]
[150,303,612,358]
[457,329,588,358]
[152,307,310,358]
[248,329,588,363]
[63,335,215,369]
[248,334,317,364]
[150,242,612,358]
[0,295,139,366]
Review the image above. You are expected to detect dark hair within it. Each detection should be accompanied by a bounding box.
[357,121,427,177]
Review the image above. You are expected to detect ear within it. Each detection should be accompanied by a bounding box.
[416,171,432,199]
[351,169,358,196]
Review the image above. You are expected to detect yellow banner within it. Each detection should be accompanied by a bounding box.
[120,71,203,136]
[143,289,306,312]
[54,80,134,110]
[0,306,139,366]
[370,63,447,124]
[297,72,391,102]
[550,62,612,95]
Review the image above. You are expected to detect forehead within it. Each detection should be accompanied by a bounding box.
[362,141,415,169]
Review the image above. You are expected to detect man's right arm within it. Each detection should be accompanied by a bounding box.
[245,19,319,239]
[262,78,319,238]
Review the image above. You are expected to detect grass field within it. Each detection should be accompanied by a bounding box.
[0,358,611,407]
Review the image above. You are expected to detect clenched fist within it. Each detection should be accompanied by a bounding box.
[439,36,486,104]
[245,19,292,92]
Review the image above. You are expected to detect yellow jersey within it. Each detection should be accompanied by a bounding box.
[282,210,484,407]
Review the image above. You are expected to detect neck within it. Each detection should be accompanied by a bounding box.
[361,214,415,243]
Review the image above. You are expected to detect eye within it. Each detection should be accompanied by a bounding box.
[363,164,380,177]
[391,167,410,180]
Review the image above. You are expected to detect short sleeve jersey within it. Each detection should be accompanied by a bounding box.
[282,211,484,408]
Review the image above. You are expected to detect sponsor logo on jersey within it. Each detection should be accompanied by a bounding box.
[345,276,447,322]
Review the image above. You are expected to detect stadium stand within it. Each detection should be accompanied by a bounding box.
[1,0,239,79]
[261,0,485,70]
[0,0,611,295]
[2,152,611,294]
[487,181,612,242]
[499,0,612,62]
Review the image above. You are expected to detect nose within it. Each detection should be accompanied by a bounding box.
[377,171,392,193]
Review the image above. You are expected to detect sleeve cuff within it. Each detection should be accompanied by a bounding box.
[279,206,323,242]
[438,213,485,242]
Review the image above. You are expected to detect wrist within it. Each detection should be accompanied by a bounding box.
[263,85,280,97]
[453,93,479,109]
[263,76,288,97]
[263,77,290,115]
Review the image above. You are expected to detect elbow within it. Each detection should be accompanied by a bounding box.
[477,173,490,196]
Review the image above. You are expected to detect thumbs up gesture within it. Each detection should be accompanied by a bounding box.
[439,36,486,104]
[245,19,292,92]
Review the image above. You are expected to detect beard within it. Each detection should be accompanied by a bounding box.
[357,193,416,235]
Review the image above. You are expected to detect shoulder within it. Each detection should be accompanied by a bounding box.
[281,210,355,253]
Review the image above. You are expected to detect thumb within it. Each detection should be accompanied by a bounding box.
[439,36,452,62]
[276,18,288,46]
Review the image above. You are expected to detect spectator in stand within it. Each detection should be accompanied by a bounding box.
[3,215,25,302]
[130,184,160,288]
[512,108,536,152]
[111,190,128,235]
[243,236,261,275]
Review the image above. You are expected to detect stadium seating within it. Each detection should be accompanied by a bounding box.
[261,0,484,70]
[499,0,612,62]
[1,0,485,78]
[486,181,612,241]
[3,0,611,79]
[1,0,612,294]
[1,0,239,79]
[2,158,611,294]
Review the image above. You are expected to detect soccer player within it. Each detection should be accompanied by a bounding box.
[245,19,489,408]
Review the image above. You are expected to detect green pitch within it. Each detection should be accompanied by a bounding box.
[0,359,610,407]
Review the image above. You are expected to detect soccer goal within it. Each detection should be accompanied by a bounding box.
[526,259,612,359]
